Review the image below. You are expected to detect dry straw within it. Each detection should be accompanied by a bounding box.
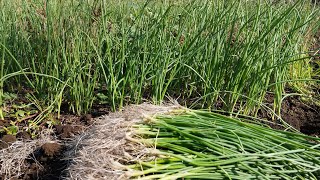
[0,129,54,179]
[66,103,181,180]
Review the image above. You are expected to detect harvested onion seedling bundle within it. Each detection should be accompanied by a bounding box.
[123,109,320,179]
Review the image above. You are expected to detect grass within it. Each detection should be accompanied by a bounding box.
[124,109,320,179]
[0,0,319,126]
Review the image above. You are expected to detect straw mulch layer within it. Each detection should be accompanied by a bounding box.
[66,103,181,179]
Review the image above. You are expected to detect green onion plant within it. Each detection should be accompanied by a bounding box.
[0,0,319,120]
[126,109,320,179]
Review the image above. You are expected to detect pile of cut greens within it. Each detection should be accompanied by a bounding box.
[124,109,320,179]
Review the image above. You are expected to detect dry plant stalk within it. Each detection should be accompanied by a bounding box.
[67,103,181,180]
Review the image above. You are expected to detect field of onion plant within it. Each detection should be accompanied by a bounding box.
[1,0,319,118]
[0,0,320,179]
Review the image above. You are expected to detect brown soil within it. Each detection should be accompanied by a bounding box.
[22,144,68,180]
[54,125,82,139]
[20,114,93,180]
[281,96,320,136]
[257,93,320,136]
[16,131,31,140]
[0,112,96,180]
[0,135,16,149]
[41,143,62,157]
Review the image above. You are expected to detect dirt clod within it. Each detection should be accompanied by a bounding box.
[54,125,82,139]
[2,134,16,142]
[41,143,61,156]
[80,114,92,125]
[0,134,17,149]
[22,142,69,180]
[16,131,32,140]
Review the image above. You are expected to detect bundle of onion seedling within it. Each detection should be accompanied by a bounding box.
[123,109,320,179]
